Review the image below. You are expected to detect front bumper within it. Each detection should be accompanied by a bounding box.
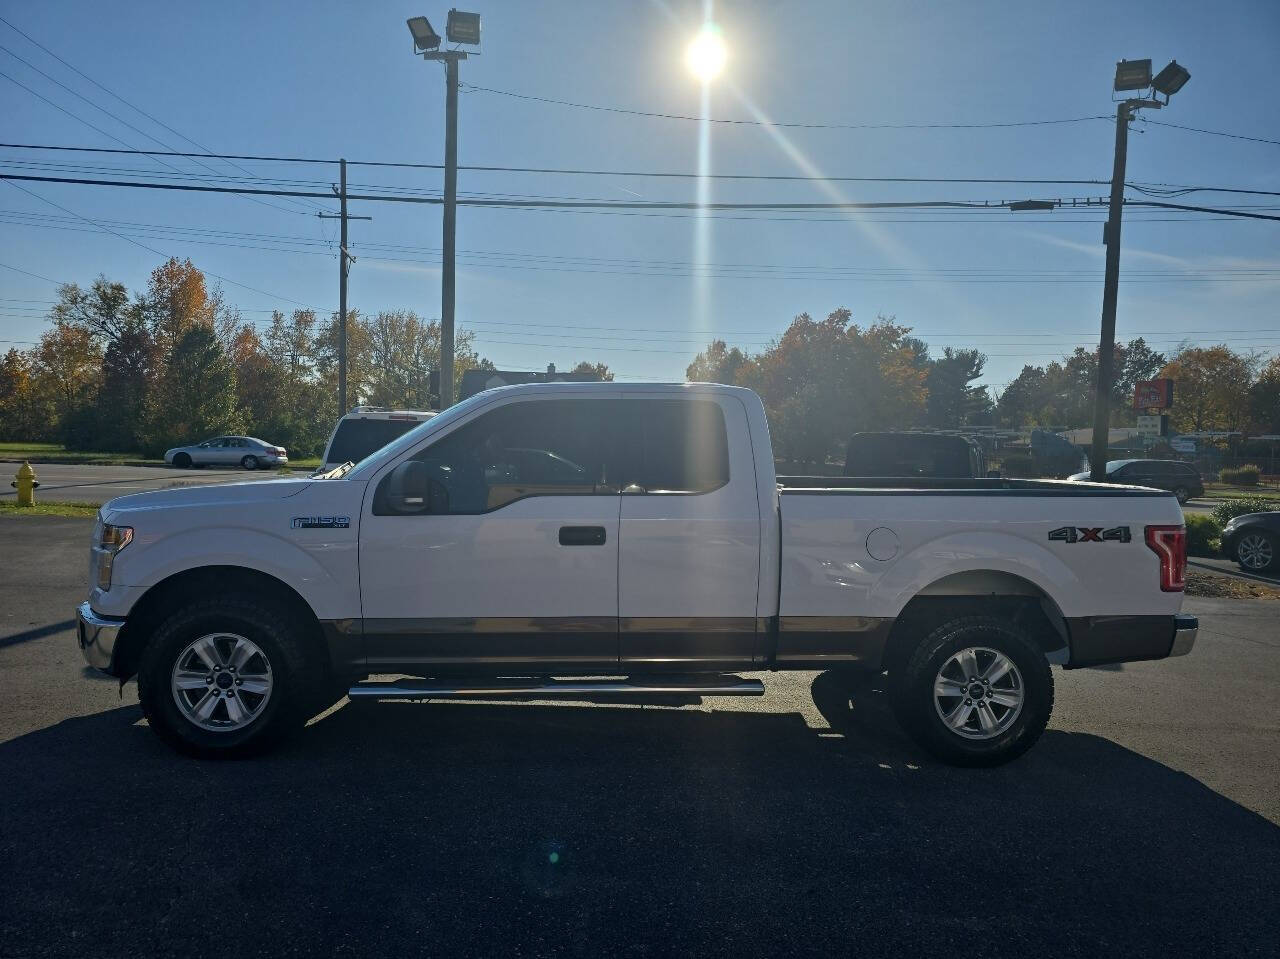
[1169,614,1198,657]
[76,601,125,671]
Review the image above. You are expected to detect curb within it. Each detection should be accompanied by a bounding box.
[1188,559,1280,587]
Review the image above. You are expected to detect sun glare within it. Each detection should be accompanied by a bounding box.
[685,25,727,82]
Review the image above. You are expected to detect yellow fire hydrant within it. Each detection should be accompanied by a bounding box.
[12,461,38,507]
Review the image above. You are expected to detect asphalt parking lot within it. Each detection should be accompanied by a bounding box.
[2,516,1277,958]
[0,462,298,504]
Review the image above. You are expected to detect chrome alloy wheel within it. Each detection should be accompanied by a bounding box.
[933,646,1024,741]
[171,633,273,732]
[1237,533,1274,571]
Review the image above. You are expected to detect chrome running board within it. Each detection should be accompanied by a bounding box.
[347,676,764,700]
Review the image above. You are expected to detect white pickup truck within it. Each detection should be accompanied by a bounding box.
[77,383,1196,765]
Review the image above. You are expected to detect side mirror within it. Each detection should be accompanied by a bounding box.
[387,461,429,514]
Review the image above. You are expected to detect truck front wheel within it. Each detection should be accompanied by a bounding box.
[137,597,319,758]
[890,615,1053,767]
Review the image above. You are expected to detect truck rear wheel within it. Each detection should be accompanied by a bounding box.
[137,597,319,758]
[889,615,1053,767]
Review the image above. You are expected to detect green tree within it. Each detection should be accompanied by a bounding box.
[95,322,156,451]
[143,325,240,453]
[922,347,992,427]
[1248,355,1280,434]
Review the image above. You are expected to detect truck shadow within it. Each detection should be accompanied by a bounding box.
[2,681,1277,959]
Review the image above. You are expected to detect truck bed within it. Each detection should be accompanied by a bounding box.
[776,476,1173,497]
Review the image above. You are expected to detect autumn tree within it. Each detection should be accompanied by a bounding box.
[571,361,614,381]
[144,258,213,358]
[686,339,748,384]
[733,310,926,465]
[1160,346,1260,433]
[32,321,103,444]
[0,349,42,441]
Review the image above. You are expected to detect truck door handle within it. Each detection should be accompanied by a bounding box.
[559,525,607,546]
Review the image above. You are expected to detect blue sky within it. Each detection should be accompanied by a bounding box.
[1,0,1278,393]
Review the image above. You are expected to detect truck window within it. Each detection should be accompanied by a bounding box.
[327,419,424,465]
[396,399,619,513]
[624,399,729,493]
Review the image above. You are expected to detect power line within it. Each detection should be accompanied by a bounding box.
[1,180,319,309]
[1142,118,1280,148]
[0,260,61,284]
[0,16,325,216]
[1126,200,1280,222]
[459,83,1114,131]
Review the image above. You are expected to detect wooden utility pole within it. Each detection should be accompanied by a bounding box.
[319,158,371,415]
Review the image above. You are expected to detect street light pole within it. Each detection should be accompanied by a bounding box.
[1088,57,1188,480]
[408,12,480,410]
[1089,102,1134,482]
[440,52,462,410]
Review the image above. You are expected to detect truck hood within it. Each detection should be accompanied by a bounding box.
[102,478,311,516]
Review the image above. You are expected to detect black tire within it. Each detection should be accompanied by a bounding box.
[1172,485,1190,505]
[172,452,192,469]
[889,615,1053,767]
[241,455,259,470]
[137,596,321,758]
[1235,530,1277,575]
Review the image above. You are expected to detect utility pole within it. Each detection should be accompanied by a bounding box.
[318,158,371,415]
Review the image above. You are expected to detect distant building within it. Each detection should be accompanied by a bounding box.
[457,364,603,402]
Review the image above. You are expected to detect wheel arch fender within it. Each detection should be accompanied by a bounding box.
[111,562,353,684]
[873,532,1075,674]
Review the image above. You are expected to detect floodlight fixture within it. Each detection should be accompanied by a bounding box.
[1152,60,1190,98]
[1113,58,1152,92]
[407,16,441,52]
[446,9,482,45]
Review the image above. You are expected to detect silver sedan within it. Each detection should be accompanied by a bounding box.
[163,436,289,470]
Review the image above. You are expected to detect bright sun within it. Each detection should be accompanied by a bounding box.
[685,25,727,82]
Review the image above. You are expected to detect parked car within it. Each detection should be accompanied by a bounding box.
[164,436,288,470]
[1067,459,1204,504]
[318,407,435,473]
[844,431,987,478]
[78,383,1194,767]
[1220,512,1279,575]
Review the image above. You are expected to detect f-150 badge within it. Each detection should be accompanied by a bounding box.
[292,516,350,529]
[1048,526,1130,543]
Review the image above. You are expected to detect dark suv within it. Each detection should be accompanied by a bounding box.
[1068,459,1204,504]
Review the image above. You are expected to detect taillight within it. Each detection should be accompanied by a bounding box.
[1145,525,1186,592]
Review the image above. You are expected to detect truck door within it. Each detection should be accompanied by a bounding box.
[616,395,761,666]
[358,396,622,669]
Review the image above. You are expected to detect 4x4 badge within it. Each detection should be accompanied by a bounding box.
[1048,526,1130,543]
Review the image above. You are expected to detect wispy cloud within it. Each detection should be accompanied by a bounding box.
[1021,231,1191,266]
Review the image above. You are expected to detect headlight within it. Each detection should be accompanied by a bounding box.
[94,524,133,590]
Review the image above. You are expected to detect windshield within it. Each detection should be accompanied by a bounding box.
[325,418,427,465]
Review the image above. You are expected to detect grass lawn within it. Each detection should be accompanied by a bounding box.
[0,500,100,518]
[0,442,320,470]
[0,442,160,466]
